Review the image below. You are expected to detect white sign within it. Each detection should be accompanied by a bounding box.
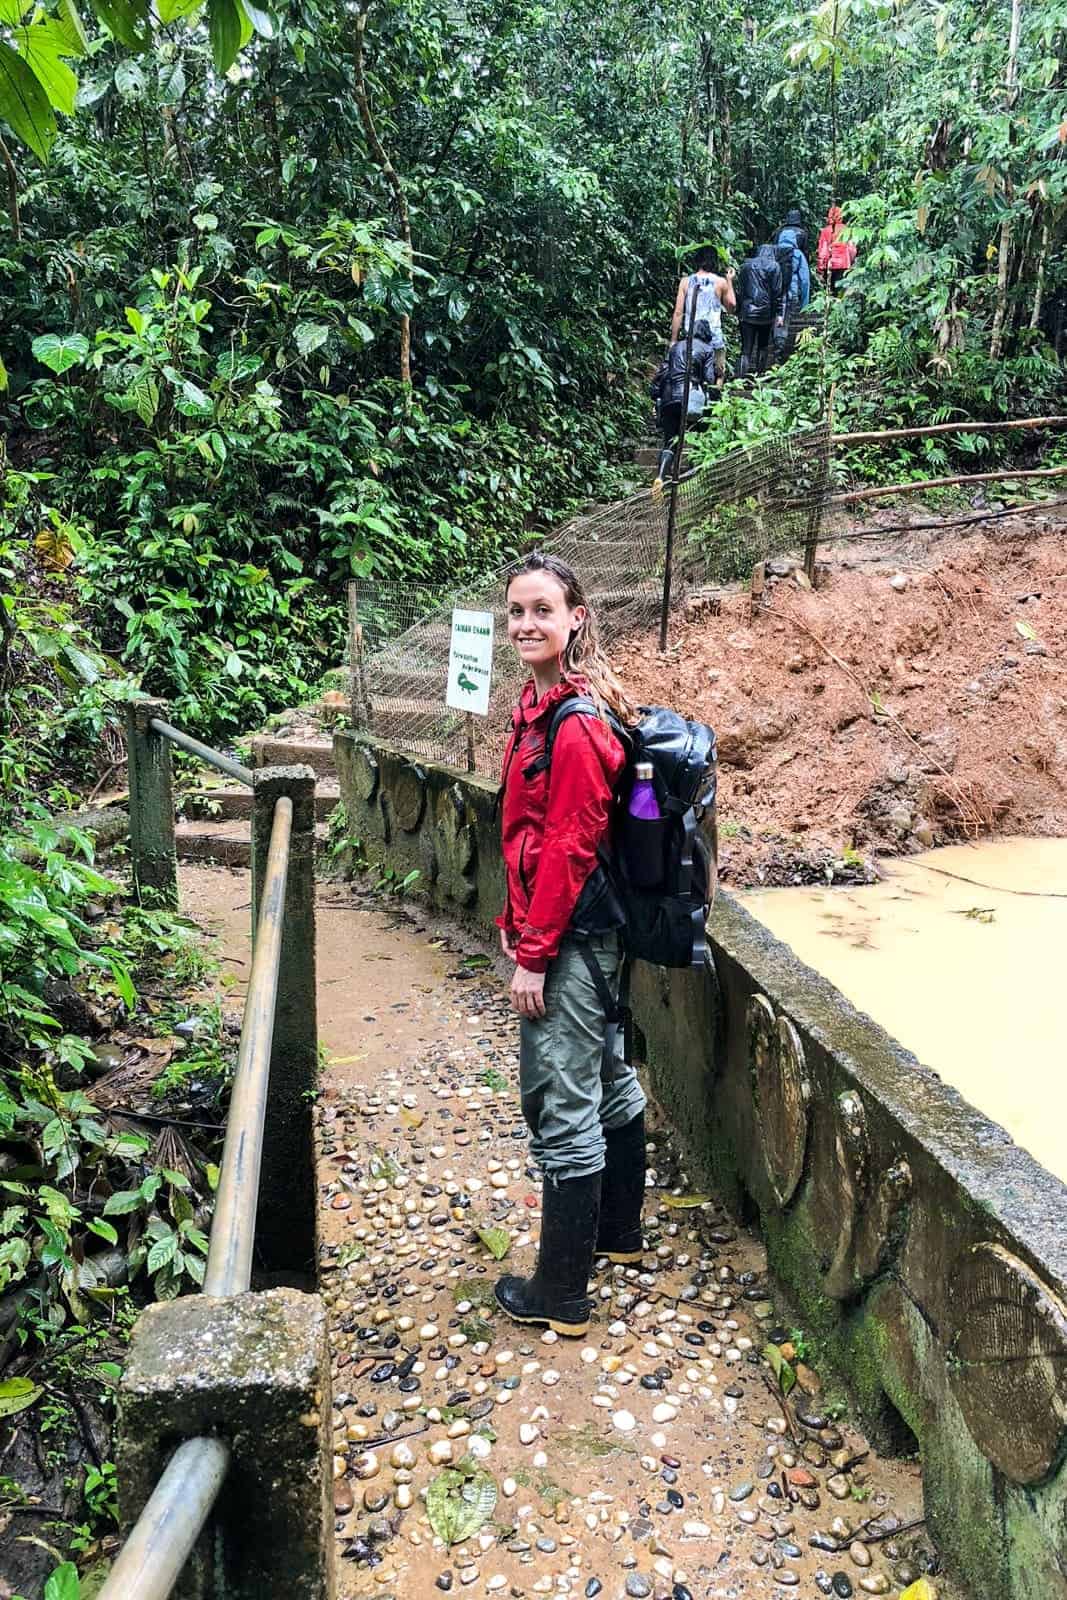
[446,608,494,717]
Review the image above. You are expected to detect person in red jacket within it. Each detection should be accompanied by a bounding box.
[494,552,647,1335]
[817,204,857,294]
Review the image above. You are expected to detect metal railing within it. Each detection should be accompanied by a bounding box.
[107,705,319,1598]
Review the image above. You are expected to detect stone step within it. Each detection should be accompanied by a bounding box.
[175,818,330,868]
[183,783,341,823]
[364,667,446,700]
[175,820,254,868]
[251,734,336,778]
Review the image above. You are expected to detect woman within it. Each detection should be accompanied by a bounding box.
[494,553,647,1336]
[817,204,857,293]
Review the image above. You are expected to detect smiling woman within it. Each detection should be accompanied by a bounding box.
[492,553,646,1338]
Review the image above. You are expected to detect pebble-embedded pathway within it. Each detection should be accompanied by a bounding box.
[180,865,950,1600]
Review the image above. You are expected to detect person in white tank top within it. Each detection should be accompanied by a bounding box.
[669,246,736,387]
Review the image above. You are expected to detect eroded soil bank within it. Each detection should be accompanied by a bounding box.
[183,864,955,1600]
[615,520,1067,887]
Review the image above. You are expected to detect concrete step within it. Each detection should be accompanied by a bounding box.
[175,818,330,868]
[183,783,341,823]
[251,734,336,778]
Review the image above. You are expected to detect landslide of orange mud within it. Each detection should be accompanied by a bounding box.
[614,524,1067,887]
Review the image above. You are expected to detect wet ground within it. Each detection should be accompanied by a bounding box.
[180,865,951,1600]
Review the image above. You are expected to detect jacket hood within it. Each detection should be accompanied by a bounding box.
[756,242,778,261]
[826,205,844,225]
[784,208,804,226]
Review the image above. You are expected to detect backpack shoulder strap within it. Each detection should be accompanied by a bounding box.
[521,696,628,780]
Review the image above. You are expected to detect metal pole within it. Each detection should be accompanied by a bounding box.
[148,717,254,787]
[203,795,292,1298]
[805,384,835,583]
[659,278,699,652]
[97,1436,231,1600]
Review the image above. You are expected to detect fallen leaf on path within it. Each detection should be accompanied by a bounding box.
[475,1225,511,1260]
[662,1192,711,1209]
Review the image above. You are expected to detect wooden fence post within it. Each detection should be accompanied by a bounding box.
[126,698,178,909]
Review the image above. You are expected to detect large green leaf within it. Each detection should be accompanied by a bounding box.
[294,320,329,357]
[425,1468,497,1545]
[31,332,89,373]
[157,58,186,103]
[113,58,145,96]
[0,0,31,23]
[56,0,90,54]
[207,0,243,72]
[0,39,57,162]
[156,0,200,23]
[87,0,149,52]
[241,0,273,35]
[44,1563,80,1600]
[0,1376,43,1417]
[11,26,78,116]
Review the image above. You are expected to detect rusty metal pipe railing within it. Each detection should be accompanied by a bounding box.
[204,794,292,1296]
[97,1438,230,1600]
[98,795,293,1600]
[149,716,255,787]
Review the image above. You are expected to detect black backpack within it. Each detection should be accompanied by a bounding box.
[774,241,796,301]
[526,699,718,971]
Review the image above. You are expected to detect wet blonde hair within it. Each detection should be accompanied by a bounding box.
[504,552,636,724]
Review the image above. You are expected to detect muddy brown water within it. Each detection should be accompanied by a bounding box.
[739,838,1067,1186]
[179,865,952,1600]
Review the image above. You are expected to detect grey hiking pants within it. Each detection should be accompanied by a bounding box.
[519,932,646,1183]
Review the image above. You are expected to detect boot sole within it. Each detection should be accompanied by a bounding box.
[498,1308,591,1337]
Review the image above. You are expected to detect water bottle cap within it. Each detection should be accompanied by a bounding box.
[635,762,654,780]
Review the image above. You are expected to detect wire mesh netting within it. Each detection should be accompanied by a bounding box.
[349,423,830,776]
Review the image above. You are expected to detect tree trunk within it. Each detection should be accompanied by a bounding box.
[989,0,1023,359]
[1029,211,1050,330]
[353,2,413,396]
[0,131,21,242]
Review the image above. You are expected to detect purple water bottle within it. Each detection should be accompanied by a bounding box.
[624,762,666,889]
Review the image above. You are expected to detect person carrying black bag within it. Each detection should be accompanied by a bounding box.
[735,243,783,377]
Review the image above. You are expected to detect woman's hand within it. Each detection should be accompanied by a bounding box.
[510,963,547,1020]
[500,927,519,961]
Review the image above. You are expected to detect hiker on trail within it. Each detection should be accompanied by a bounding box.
[669,247,735,385]
[649,317,719,491]
[817,204,857,292]
[735,242,783,377]
[772,207,811,359]
[494,553,647,1336]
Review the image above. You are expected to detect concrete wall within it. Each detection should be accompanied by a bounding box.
[334,731,1067,1600]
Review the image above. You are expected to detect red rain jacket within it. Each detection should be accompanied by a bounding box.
[817,206,857,273]
[496,677,625,973]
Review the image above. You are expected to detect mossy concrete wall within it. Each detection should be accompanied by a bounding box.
[335,731,1067,1600]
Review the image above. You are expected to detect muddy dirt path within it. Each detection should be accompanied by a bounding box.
[181,864,951,1600]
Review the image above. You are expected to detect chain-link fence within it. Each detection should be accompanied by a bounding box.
[348,423,830,775]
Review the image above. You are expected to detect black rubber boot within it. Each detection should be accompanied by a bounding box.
[596,1112,646,1263]
[495,1172,601,1336]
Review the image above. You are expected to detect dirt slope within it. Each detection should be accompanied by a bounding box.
[614,522,1067,887]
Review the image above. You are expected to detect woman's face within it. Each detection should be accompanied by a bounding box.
[506,571,585,671]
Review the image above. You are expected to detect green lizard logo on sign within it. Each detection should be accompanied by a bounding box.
[457,670,478,694]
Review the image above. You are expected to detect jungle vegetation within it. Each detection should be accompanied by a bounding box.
[0,0,1063,1582]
